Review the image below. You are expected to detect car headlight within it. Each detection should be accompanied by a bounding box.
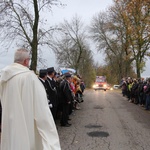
[93,84,98,88]
[103,84,107,87]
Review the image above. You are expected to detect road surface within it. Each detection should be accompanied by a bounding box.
[57,89,150,150]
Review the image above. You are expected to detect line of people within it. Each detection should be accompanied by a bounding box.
[120,77,150,110]
[38,67,85,127]
[0,50,86,149]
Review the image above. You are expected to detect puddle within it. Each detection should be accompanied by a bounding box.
[87,131,109,137]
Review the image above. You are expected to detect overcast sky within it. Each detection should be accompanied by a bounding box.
[0,0,150,76]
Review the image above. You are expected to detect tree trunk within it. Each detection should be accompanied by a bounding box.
[136,61,141,78]
[30,43,38,72]
[117,61,121,84]
[30,0,39,72]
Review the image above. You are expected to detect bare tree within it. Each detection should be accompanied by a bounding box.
[53,15,87,73]
[90,12,129,81]
[0,0,62,72]
[52,15,96,86]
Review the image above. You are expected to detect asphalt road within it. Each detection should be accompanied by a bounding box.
[57,89,150,150]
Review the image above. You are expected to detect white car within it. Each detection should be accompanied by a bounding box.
[113,85,120,89]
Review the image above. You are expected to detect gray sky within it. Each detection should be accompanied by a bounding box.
[51,0,112,23]
[0,0,150,76]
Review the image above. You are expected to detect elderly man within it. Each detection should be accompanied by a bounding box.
[0,48,61,150]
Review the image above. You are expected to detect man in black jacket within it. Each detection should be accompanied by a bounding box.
[45,67,58,120]
[39,69,48,91]
[59,73,74,127]
[38,69,52,108]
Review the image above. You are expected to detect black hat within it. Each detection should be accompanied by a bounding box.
[47,67,55,74]
[39,69,47,77]
[64,73,72,78]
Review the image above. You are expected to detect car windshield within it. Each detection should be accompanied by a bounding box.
[96,78,105,83]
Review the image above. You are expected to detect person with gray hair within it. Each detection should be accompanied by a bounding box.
[0,48,61,150]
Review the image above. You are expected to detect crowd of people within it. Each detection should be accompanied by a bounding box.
[0,48,85,150]
[120,77,150,110]
[38,67,85,127]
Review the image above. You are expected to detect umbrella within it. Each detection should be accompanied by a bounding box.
[59,67,76,74]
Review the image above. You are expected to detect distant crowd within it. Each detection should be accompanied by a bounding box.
[120,77,150,110]
[38,67,86,127]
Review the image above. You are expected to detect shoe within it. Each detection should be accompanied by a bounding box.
[66,123,72,125]
[68,118,71,120]
[61,124,71,127]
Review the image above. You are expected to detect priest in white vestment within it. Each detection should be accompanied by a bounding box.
[0,48,61,150]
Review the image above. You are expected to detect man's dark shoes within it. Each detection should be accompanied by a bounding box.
[67,123,72,125]
[61,124,71,127]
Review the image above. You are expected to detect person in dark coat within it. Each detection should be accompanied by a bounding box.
[38,69,48,91]
[45,67,58,120]
[38,69,52,107]
[53,72,62,119]
[59,73,74,127]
